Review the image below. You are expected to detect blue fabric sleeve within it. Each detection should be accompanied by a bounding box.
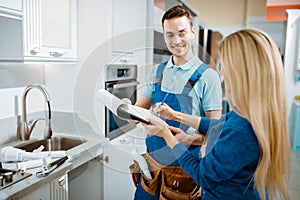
[198,117,211,135]
[198,114,227,135]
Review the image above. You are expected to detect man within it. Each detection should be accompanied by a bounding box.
[132,5,222,200]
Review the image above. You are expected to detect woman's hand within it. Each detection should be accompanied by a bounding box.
[142,118,169,137]
[169,126,191,145]
[169,127,206,146]
[151,103,178,121]
[142,118,179,148]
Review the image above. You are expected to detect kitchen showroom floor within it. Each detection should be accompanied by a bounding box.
[288,152,300,200]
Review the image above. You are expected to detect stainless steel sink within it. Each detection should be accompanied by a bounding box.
[15,136,86,151]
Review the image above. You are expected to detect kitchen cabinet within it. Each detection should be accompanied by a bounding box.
[102,128,147,200]
[110,0,147,54]
[0,0,77,62]
[21,174,69,200]
[21,182,50,200]
[102,142,137,200]
[68,159,103,200]
[0,0,22,13]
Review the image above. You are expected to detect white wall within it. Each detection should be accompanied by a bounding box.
[246,16,286,55]
[44,0,111,136]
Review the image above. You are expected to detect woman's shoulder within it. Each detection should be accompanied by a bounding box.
[225,111,254,133]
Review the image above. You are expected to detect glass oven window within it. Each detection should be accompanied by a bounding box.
[105,80,137,139]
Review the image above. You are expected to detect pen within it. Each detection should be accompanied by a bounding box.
[161,93,169,106]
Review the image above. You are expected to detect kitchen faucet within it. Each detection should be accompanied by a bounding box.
[17,84,52,141]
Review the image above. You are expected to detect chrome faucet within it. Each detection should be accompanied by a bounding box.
[17,84,52,140]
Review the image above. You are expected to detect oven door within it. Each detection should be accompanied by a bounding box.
[105,79,138,139]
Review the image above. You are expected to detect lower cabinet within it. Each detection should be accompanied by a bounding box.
[68,158,103,200]
[102,142,145,200]
[21,174,68,200]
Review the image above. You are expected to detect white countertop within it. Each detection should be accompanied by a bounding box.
[0,131,109,199]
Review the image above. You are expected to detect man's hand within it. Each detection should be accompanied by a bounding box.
[121,98,139,124]
[121,98,132,105]
[151,103,178,120]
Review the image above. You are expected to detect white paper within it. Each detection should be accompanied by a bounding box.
[96,89,167,125]
[96,89,124,116]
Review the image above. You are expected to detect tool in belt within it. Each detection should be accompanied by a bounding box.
[129,152,201,200]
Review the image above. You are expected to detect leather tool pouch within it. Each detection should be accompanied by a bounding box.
[160,167,201,200]
[129,159,160,195]
[129,161,141,187]
[129,152,201,199]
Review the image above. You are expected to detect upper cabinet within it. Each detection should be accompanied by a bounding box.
[0,0,77,62]
[0,0,22,13]
[110,0,147,54]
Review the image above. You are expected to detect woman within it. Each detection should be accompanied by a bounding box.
[144,28,290,200]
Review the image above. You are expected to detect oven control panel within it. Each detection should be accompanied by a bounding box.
[106,64,137,81]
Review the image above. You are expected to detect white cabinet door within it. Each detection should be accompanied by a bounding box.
[40,0,77,60]
[102,143,137,200]
[0,0,77,62]
[21,182,51,200]
[50,174,69,200]
[0,0,22,12]
[111,0,147,53]
[69,159,103,200]
[21,174,69,200]
[23,0,77,62]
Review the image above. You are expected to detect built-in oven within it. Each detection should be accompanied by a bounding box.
[105,64,138,140]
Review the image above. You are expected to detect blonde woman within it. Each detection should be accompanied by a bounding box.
[144,28,290,200]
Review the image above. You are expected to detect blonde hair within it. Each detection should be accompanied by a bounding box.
[219,28,290,200]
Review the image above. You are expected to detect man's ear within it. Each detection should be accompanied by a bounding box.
[191,26,195,39]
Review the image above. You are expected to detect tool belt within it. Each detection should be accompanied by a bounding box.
[129,152,201,200]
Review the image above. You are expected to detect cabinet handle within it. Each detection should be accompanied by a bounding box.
[99,155,109,164]
[120,59,130,63]
[113,81,139,89]
[58,176,66,186]
[30,47,40,55]
[49,51,66,57]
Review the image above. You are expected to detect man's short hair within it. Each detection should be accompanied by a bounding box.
[161,5,193,28]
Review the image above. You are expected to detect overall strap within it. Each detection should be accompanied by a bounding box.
[182,63,209,94]
[155,61,168,83]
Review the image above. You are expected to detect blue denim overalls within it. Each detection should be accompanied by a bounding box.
[134,61,208,200]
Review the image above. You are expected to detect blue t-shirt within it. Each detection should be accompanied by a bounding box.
[142,55,222,134]
[172,111,262,200]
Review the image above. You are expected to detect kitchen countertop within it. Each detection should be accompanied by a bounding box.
[0,131,109,199]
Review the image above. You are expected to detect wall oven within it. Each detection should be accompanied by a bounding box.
[105,64,138,140]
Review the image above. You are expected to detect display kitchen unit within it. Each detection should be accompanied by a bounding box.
[0,0,300,199]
